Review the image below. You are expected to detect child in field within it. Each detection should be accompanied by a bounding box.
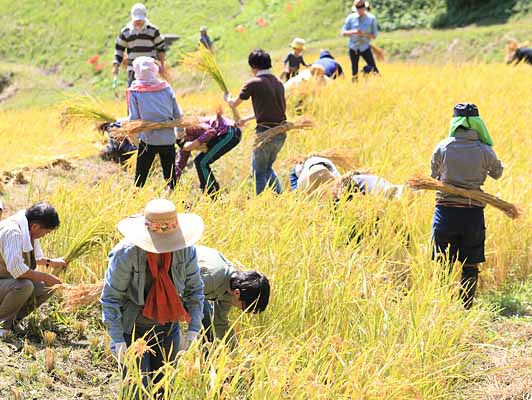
[431,103,503,309]
[176,113,242,196]
[127,56,183,190]
[225,49,288,195]
[196,245,270,346]
[280,38,309,82]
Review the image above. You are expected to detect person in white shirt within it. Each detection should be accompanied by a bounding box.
[0,202,67,338]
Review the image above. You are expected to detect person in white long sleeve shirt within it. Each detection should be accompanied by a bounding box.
[0,202,67,337]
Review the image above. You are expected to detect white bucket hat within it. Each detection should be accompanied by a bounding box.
[117,199,204,253]
[298,164,336,194]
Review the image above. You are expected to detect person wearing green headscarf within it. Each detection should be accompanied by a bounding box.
[430,103,504,309]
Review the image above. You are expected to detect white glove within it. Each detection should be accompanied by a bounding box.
[110,341,127,363]
[179,330,199,351]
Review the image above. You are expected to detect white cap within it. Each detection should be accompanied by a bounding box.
[131,3,147,21]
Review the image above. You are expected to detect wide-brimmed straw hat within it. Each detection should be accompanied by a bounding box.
[117,199,204,253]
[299,164,336,193]
[352,1,369,11]
[291,38,306,50]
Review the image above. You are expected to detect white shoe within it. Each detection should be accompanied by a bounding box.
[0,328,11,338]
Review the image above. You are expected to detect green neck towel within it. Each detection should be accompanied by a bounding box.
[449,116,494,146]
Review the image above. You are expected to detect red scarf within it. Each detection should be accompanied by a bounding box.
[126,81,171,109]
[142,252,191,325]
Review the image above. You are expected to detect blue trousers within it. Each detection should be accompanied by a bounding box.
[252,131,286,195]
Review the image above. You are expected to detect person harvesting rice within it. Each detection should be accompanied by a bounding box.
[196,246,270,347]
[113,3,167,88]
[342,1,379,80]
[176,113,242,197]
[430,103,504,309]
[0,203,67,338]
[225,49,288,195]
[280,38,309,82]
[101,199,204,392]
[128,56,183,190]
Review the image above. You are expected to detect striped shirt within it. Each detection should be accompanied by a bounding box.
[114,22,167,71]
[0,218,43,278]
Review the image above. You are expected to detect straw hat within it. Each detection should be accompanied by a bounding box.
[298,164,336,193]
[291,38,306,50]
[117,199,204,253]
[352,1,369,11]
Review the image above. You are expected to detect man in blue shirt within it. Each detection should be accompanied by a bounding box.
[342,1,379,79]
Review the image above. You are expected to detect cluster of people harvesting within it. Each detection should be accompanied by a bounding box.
[0,0,510,394]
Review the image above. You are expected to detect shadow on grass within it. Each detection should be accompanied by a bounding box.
[483,282,532,317]
[433,0,526,28]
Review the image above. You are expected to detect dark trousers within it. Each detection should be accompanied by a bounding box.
[194,127,241,196]
[201,299,215,342]
[123,323,180,395]
[134,141,177,189]
[127,70,136,87]
[349,48,379,77]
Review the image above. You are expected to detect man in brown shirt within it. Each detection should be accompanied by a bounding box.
[226,49,287,194]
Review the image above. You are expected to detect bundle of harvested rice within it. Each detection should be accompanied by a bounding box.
[59,97,116,129]
[370,44,386,62]
[180,46,240,121]
[53,282,104,311]
[284,148,358,171]
[407,176,523,219]
[63,225,107,264]
[253,118,314,149]
[110,117,202,143]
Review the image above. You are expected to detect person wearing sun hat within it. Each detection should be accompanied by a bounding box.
[290,156,341,192]
[280,38,309,81]
[431,103,503,310]
[100,199,204,387]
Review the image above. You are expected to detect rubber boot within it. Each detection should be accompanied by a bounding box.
[460,264,479,310]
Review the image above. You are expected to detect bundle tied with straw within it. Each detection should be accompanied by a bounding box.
[407,176,523,219]
[110,117,202,144]
[253,118,314,149]
[59,97,116,130]
[370,44,386,62]
[180,46,241,121]
[53,282,104,311]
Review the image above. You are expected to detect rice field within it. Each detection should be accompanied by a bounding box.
[1,61,531,399]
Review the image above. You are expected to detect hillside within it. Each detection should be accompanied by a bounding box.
[1,0,531,86]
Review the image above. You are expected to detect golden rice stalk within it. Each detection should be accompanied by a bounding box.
[53,282,104,311]
[180,46,241,121]
[59,96,116,129]
[253,118,315,150]
[370,44,386,62]
[63,223,107,264]
[110,117,202,143]
[45,348,55,373]
[284,148,358,171]
[43,331,57,347]
[407,176,523,219]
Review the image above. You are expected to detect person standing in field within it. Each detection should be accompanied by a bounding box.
[128,56,182,190]
[196,246,270,346]
[431,103,504,309]
[199,26,214,51]
[342,0,379,80]
[225,49,288,195]
[280,38,309,82]
[0,203,67,338]
[113,3,167,88]
[101,199,204,390]
[176,113,242,197]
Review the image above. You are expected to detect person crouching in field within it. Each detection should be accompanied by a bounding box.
[342,1,379,80]
[101,199,204,390]
[431,103,503,309]
[280,38,309,82]
[128,56,183,190]
[225,49,288,195]
[313,50,344,79]
[505,40,532,65]
[290,156,341,192]
[176,113,242,197]
[0,203,67,338]
[197,246,270,347]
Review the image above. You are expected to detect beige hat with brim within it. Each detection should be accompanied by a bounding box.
[117,199,204,254]
[299,164,336,194]
[291,38,306,50]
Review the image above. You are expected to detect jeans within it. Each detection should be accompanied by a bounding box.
[123,322,180,393]
[252,130,286,195]
[134,141,177,189]
[194,127,242,196]
[349,48,379,77]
